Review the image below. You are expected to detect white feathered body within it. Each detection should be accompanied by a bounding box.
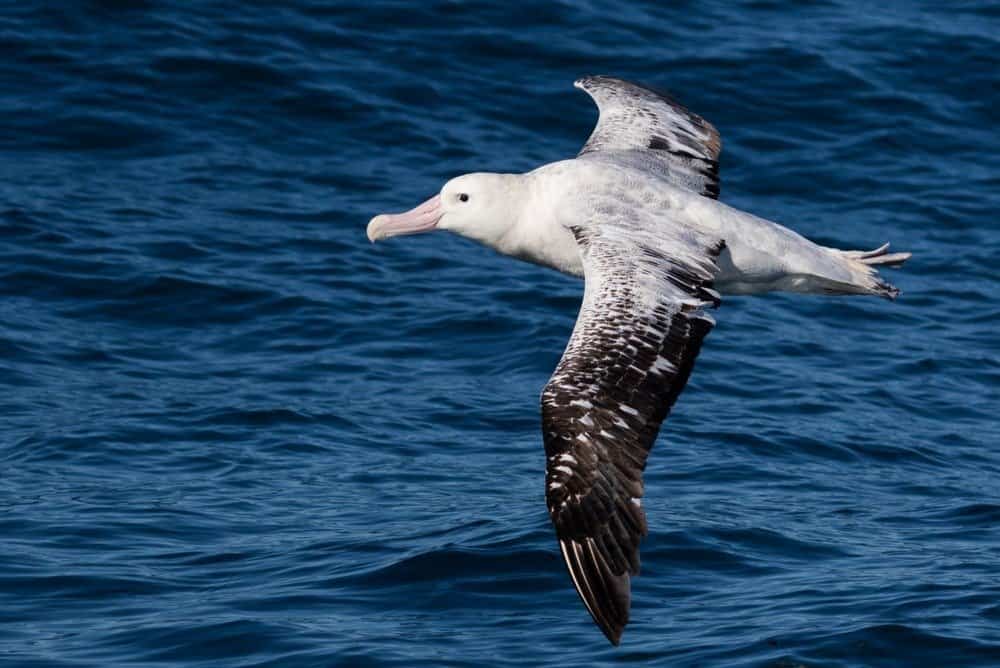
[497,158,899,298]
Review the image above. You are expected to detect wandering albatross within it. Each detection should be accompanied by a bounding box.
[366,76,910,645]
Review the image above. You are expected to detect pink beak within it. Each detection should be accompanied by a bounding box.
[366,194,443,243]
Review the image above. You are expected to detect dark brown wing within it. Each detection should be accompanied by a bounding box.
[542,222,723,645]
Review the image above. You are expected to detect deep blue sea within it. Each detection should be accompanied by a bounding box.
[1,2,999,666]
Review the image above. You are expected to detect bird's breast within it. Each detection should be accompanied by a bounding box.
[501,218,584,277]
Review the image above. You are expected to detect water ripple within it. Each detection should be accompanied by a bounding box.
[1,0,998,666]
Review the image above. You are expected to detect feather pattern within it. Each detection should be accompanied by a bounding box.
[367,74,913,648]
[574,75,722,199]
[541,214,724,645]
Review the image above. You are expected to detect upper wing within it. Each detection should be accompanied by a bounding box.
[574,75,722,199]
[541,217,723,645]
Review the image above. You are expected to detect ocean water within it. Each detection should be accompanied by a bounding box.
[1,1,998,666]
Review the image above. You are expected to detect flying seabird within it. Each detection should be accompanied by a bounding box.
[366,76,910,645]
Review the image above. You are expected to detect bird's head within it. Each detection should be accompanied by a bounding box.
[367,173,522,248]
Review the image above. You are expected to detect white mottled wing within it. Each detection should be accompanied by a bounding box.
[541,215,723,645]
[575,75,722,199]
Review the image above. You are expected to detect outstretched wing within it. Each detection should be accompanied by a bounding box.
[574,75,722,199]
[541,218,723,645]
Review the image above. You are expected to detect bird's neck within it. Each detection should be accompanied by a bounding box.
[490,171,584,277]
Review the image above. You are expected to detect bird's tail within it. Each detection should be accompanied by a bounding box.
[833,243,912,300]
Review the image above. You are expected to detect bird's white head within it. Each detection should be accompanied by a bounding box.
[367,172,523,249]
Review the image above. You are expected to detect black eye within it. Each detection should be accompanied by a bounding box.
[459,193,469,202]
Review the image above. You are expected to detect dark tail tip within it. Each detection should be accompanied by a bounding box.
[878,279,901,301]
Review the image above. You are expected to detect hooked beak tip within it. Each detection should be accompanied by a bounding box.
[366,215,387,243]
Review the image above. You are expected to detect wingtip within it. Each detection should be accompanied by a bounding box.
[589,598,628,647]
[559,538,632,646]
[604,623,624,646]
